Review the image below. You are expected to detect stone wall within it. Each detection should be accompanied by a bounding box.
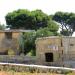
[36,36,75,67]
[0,32,21,54]
[36,36,63,66]
[62,37,75,60]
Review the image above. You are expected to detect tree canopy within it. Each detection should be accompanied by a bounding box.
[5,9,59,32]
[0,23,6,30]
[5,9,32,29]
[53,11,75,36]
[5,9,51,30]
[22,27,59,55]
[31,10,49,30]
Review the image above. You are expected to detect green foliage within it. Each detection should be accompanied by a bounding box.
[22,32,36,55]
[53,11,75,36]
[22,27,59,55]
[5,9,58,30]
[36,28,54,37]
[47,21,59,32]
[60,29,71,36]
[66,13,75,33]
[31,10,49,30]
[8,49,15,55]
[5,9,32,29]
[0,24,6,30]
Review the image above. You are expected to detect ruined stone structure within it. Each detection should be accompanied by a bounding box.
[36,36,75,67]
[0,30,32,55]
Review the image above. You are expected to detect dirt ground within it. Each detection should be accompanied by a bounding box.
[0,71,63,75]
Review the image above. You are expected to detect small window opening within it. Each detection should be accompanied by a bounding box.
[70,44,74,46]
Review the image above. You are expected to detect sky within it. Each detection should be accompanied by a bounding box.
[0,0,75,25]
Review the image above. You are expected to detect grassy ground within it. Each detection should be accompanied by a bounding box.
[0,71,64,75]
[0,71,75,75]
[0,64,74,75]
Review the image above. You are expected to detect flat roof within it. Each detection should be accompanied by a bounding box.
[0,29,35,33]
[36,36,75,40]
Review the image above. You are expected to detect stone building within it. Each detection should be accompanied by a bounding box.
[35,36,75,67]
[0,30,32,55]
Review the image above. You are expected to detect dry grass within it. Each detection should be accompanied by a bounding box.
[0,71,63,75]
[0,64,74,75]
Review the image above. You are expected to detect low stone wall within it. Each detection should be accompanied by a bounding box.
[0,55,36,64]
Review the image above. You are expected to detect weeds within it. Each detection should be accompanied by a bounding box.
[0,64,74,75]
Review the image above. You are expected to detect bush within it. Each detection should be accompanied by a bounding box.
[8,49,15,55]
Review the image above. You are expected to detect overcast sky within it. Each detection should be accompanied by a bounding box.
[0,0,75,24]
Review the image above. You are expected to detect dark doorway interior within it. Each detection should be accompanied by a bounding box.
[0,51,8,55]
[45,53,53,62]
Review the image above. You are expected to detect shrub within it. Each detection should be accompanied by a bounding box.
[8,49,15,55]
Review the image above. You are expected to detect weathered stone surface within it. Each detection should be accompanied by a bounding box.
[36,36,75,67]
